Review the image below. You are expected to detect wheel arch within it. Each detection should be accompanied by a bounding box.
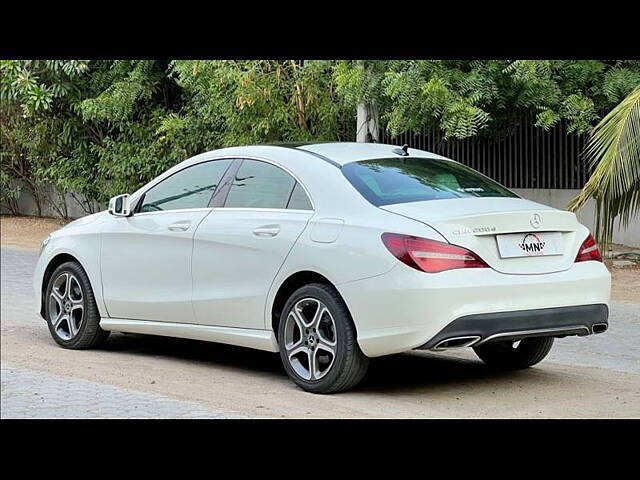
[270,270,354,340]
[40,253,84,318]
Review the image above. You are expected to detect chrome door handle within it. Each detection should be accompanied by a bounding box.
[168,222,191,232]
[253,225,280,237]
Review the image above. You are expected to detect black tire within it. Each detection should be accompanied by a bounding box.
[45,261,110,349]
[473,336,554,370]
[277,283,369,394]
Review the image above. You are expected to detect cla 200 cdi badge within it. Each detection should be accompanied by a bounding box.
[34,142,611,393]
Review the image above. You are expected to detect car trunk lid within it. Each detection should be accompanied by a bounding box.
[381,197,582,274]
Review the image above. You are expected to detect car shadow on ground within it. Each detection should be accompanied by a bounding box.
[102,333,284,375]
[359,352,538,393]
[98,332,559,393]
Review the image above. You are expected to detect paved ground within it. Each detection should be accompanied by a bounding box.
[1,366,245,419]
[2,246,639,418]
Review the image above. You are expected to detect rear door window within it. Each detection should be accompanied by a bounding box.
[225,159,297,209]
[341,157,518,206]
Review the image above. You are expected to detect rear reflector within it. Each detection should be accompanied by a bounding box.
[381,233,489,273]
[575,233,603,263]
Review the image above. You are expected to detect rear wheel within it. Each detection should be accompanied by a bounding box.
[45,261,110,349]
[278,283,369,394]
[473,337,554,370]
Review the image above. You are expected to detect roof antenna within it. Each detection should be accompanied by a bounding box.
[392,144,410,156]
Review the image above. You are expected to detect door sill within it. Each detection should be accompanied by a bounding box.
[100,318,279,352]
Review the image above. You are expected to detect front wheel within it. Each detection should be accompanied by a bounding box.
[278,283,369,394]
[473,337,554,370]
[45,261,110,349]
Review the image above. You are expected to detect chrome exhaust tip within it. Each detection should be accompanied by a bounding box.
[592,323,608,334]
[432,335,481,351]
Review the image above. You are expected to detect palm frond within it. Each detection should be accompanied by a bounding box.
[568,85,640,250]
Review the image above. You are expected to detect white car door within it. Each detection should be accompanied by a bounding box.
[100,158,235,323]
[192,159,314,330]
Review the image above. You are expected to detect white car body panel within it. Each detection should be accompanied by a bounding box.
[33,212,110,317]
[33,142,611,360]
[339,260,610,357]
[192,208,313,329]
[382,198,587,274]
[100,209,211,322]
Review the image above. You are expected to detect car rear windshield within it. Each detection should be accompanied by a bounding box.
[341,157,518,206]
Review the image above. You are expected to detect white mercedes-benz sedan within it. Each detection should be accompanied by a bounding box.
[34,142,611,393]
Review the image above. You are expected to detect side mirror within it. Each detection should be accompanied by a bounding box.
[108,194,131,217]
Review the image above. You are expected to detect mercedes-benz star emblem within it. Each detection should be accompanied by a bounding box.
[530,213,542,229]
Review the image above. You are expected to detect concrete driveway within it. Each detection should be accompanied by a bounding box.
[2,246,639,418]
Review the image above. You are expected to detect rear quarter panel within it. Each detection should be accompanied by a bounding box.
[263,205,448,330]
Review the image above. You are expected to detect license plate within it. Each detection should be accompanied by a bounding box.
[496,232,563,258]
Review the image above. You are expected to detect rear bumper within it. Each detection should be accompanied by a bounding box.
[338,260,611,357]
[417,303,608,350]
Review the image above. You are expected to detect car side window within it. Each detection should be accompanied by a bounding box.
[225,159,306,209]
[139,159,233,213]
[287,182,312,210]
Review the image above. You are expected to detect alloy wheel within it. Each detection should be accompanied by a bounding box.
[48,272,84,341]
[283,298,337,381]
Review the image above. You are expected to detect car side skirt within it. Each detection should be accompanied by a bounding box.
[99,318,280,353]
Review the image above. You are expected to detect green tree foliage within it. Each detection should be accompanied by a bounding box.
[568,86,640,248]
[1,60,638,217]
[1,60,90,215]
[170,60,352,145]
[1,60,354,214]
[335,60,640,138]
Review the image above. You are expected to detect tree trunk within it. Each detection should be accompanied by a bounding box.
[47,190,69,219]
[356,102,379,143]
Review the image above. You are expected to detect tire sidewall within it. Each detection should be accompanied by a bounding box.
[278,284,355,393]
[473,336,554,369]
[45,261,98,348]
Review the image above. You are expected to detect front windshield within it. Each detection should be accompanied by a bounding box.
[341,157,518,206]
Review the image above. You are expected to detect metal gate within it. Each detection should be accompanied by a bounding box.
[380,114,592,189]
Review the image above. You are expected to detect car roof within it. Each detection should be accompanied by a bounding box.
[182,142,451,170]
[288,142,450,166]
[129,142,453,205]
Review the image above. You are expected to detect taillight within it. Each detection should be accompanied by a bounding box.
[575,234,602,263]
[381,233,489,273]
